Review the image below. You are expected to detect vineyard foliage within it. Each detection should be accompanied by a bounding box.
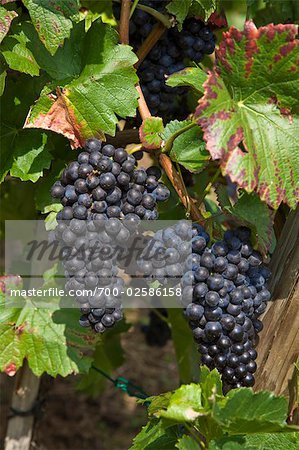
[0,0,298,448]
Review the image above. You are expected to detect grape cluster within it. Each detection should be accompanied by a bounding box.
[137,19,216,118]
[52,139,170,222]
[142,308,171,347]
[138,35,187,117]
[51,138,170,332]
[115,1,216,118]
[175,18,216,62]
[137,220,271,390]
[53,217,126,333]
[183,225,271,390]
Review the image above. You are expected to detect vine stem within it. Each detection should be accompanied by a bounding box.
[118,0,203,223]
[185,424,206,449]
[119,0,131,44]
[159,153,203,222]
[197,167,222,207]
[136,85,151,119]
[135,22,167,68]
[115,0,172,28]
[130,0,139,18]
[176,162,191,217]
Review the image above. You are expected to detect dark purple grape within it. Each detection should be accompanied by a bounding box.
[85,138,102,153]
[142,194,156,210]
[114,148,127,164]
[78,163,93,178]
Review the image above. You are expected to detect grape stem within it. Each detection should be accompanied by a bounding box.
[119,0,131,44]
[136,85,151,119]
[136,3,173,28]
[176,162,191,218]
[135,22,167,68]
[159,153,203,222]
[130,0,140,18]
[115,0,172,28]
[197,167,222,207]
[162,121,197,154]
[185,424,207,449]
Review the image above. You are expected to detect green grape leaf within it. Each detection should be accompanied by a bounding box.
[216,187,274,254]
[214,388,295,434]
[0,62,6,95]
[11,21,85,81]
[163,120,210,173]
[0,5,17,42]
[198,366,223,411]
[0,179,37,224]
[253,1,299,27]
[22,0,79,55]
[195,22,299,209]
[166,67,207,93]
[0,74,49,182]
[209,436,246,449]
[189,0,218,22]
[169,127,209,173]
[1,31,40,76]
[166,0,192,30]
[10,131,52,182]
[44,210,59,230]
[25,22,139,147]
[130,419,179,450]
[167,308,199,384]
[81,0,115,28]
[145,392,173,416]
[244,431,299,449]
[139,117,164,149]
[0,298,98,377]
[44,202,63,214]
[246,0,261,16]
[167,0,217,29]
[210,431,299,449]
[158,384,205,422]
[131,368,298,448]
[176,435,201,450]
[35,159,66,213]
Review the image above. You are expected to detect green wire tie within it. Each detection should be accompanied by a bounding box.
[92,365,150,405]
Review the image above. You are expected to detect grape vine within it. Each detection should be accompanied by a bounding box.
[0,0,298,448]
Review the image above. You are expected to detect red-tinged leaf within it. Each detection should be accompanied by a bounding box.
[25,89,84,149]
[4,362,17,376]
[139,117,164,149]
[22,0,79,55]
[195,21,299,209]
[25,23,138,146]
[0,298,97,377]
[0,6,17,43]
[207,11,228,30]
[0,275,22,293]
